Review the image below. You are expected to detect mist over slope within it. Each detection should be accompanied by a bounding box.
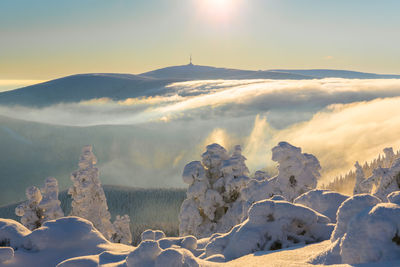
[0,69,400,206]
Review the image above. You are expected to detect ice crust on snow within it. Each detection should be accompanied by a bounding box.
[203,199,333,261]
[294,189,349,223]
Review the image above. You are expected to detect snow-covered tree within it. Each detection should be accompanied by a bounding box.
[204,199,333,261]
[15,177,64,230]
[112,215,132,245]
[68,145,114,240]
[68,145,132,244]
[353,161,368,195]
[179,143,250,238]
[39,177,64,222]
[326,147,400,194]
[15,186,44,230]
[271,142,321,202]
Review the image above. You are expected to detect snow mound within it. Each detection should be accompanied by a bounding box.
[0,247,14,263]
[0,218,30,248]
[141,229,166,242]
[387,191,400,205]
[312,202,400,265]
[24,216,109,251]
[294,189,349,223]
[126,240,200,267]
[204,199,333,261]
[331,194,381,242]
[0,217,132,266]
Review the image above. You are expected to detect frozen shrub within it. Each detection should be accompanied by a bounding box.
[112,215,132,245]
[179,144,250,238]
[294,189,349,223]
[204,199,333,261]
[39,177,64,222]
[16,178,64,230]
[15,186,44,230]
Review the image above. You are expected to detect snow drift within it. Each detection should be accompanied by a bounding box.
[203,199,333,261]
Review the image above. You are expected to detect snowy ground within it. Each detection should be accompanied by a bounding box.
[226,241,400,267]
[3,238,400,267]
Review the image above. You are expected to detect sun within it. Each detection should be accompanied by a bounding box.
[197,0,241,23]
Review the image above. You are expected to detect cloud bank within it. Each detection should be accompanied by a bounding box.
[0,78,400,201]
[1,78,400,128]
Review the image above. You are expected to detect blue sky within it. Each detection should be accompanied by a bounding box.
[1,0,400,81]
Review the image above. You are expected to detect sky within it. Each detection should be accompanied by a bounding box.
[1,0,400,86]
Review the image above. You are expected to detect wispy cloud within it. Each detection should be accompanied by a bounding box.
[1,78,400,188]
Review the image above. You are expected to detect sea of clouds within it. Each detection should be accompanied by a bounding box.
[1,78,400,202]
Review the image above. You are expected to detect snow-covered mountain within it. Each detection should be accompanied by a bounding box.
[2,64,398,107]
[0,73,174,107]
[270,69,400,79]
[140,64,310,80]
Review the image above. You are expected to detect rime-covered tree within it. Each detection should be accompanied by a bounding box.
[179,144,250,238]
[68,145,114,240]
[353,162,367,195]
[68,145,132,243]
[271,142,321,202]
[241,142,321,210]
[15,186,44,230]
[39,177,64,222]
[112,215,132,245]
[15,177,64,230]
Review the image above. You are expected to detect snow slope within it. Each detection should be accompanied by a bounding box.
[270,69,400,79]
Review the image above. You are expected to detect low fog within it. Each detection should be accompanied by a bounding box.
[1,78,400,205]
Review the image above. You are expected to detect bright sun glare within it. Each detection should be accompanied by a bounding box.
[198,0,240,23]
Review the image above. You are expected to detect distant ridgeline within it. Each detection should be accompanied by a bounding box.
[323,148,400,195]
[1,66,400,107]
[0,185,186,245]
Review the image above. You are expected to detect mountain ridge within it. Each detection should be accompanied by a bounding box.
[1,64,399,107]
